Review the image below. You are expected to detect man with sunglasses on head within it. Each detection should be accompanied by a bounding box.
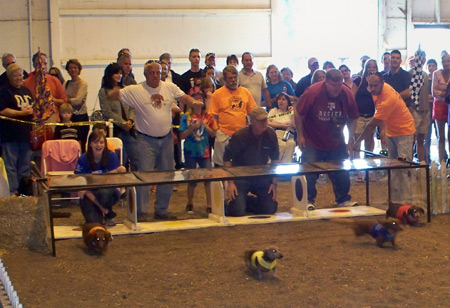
[0,52,28,87]
[108,60,203,222]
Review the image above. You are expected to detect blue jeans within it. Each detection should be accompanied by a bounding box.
[120,131,138,171]
[184,155,210,188]
[226,177,278,216]
[2,142,32,194]
[80,188,120,223]
[136,132,174,216]
[301,144,351,204]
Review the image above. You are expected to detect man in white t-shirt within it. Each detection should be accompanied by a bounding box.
[238,52,271,107]
[109,61,202,221]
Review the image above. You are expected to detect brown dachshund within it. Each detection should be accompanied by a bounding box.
[244,247,283,280]
[334,218,403,249]
[82,223,113,254]
[386,201,425,226]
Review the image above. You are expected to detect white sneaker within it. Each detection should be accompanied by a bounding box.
[338,200,358,207]
[307,202,315,211]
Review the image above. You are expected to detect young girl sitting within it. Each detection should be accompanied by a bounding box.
[179,86,218,214]
[74,130,126,226]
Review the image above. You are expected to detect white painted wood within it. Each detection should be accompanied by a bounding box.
[290,175,308,217]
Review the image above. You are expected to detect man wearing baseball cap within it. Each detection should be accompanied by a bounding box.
[295,57,319,97]
[223,107,280,216]
[204,52,222,85]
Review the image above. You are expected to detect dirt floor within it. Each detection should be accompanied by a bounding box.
[1,171,449,308]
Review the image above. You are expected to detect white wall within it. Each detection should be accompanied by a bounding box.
[2,0,448,115]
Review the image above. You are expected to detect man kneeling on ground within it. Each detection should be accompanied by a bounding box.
[223,107,279,216]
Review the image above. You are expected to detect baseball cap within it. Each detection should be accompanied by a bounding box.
[250,107,268,121]
[206,52,216,60]
[308,58,319,66]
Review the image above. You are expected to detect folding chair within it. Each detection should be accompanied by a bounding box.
[41,139,81,204]
[0,157,10,197]
[106,137,123,165]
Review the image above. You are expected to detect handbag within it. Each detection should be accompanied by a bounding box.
[29,125,54,151]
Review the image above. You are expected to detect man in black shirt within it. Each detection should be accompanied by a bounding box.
[223,108,279,216]
[295,57,319,97]
[180,49,203,94]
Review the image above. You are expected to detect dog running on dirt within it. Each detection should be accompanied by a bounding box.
[244,248,283,280]
[334,218,403,249]
[82,223,113,254]
[386,201,425,226]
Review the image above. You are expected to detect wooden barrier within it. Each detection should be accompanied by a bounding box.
[39,157,430,256]
[430,162,450,215]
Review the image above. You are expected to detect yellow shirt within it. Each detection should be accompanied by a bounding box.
[209,86,256,136]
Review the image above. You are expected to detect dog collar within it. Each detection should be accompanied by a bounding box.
[88,226,107,237]
[251,251,277,270]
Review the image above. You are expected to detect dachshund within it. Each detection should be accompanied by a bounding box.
[82,223,113,254]
[334,218,403,249]
[386,201,425,226]
[244,247,283,280]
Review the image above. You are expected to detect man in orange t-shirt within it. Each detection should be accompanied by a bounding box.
[24,51,67,124]
[209,65,256,166]
[354,72,416,202]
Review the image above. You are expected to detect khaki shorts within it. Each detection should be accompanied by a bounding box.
[355,116,374,134]
[212,129,231,166]
[410,108,431,135]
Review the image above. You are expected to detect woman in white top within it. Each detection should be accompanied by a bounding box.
[64,59,89,152]
[268,93,296,163]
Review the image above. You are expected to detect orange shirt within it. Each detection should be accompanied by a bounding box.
[209,86,256,136]
[373,83,415,137]
[24,72,67,102]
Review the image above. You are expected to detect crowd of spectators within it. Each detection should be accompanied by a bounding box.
[0,47,446,222]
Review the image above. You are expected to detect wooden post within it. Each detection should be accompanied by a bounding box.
[440,162,446,214]
[124,187,140,231]
[430,162,438,214]
[290,175,308,217]
[209,181,228,223]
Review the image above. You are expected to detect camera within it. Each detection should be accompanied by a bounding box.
[282,127,295,142]
[330,115,348,139]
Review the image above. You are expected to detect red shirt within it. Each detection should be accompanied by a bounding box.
[296,81,359,151]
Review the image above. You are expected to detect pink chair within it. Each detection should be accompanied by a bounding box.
[41,140,81,175]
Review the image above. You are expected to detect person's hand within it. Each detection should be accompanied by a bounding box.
[268,183,277,201]
[21,106,33,115]
[151,94,164,108]
[297,135,306,148]
[190,119,201,129]
[124,120,133,132]
[227,180,238,201]
[99,205,109,216]
[193,99,204,107]
[205,90,213,100]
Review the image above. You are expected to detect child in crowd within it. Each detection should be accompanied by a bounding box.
[179,86,218,214]
[74,129,126,226]
[54,102,80,142]
[199,77,215,112]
